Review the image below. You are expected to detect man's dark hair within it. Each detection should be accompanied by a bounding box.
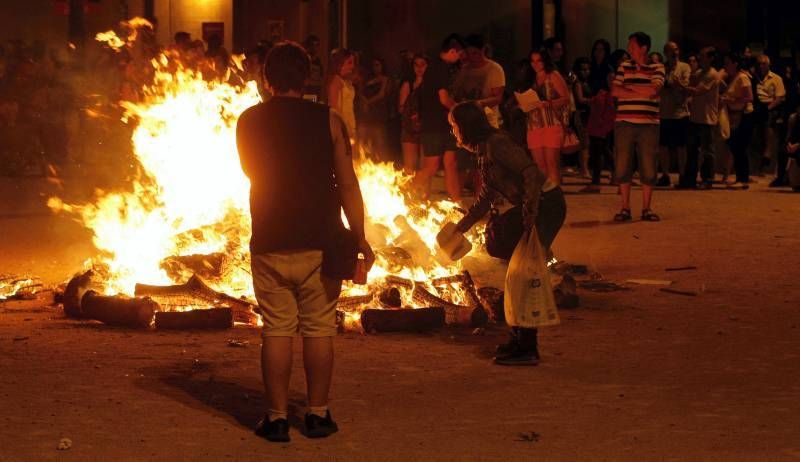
[628,32,652,52]
[441,33,465,52]
[264,41,310,93]
[174,31,190,45]
[450,101,497,146]
[543,37,563,51]
[464,34,486,50]
[723,51,744,70]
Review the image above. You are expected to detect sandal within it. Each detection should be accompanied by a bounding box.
[641,209,661,222]
[613,208,632,222]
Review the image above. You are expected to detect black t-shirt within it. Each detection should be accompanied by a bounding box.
[418,59,451,134]
[236,97,341,253]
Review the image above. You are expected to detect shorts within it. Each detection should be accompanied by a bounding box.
[614,121,659,186]
[251,249,342,338]
[420,131,457,157]
[659,117,689,148]
[527,125,564,150]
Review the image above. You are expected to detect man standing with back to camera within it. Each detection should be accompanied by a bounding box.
[236,41,374,443]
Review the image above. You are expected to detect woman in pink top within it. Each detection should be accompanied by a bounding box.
[580,73,616,192]
[526,49,571,185]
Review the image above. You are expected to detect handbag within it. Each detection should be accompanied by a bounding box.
[719,106,731,140]
[484,205,524,260]
[321,224,359,280]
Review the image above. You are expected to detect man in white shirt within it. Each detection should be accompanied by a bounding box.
[658,41,691,187]
[754,54,787,185]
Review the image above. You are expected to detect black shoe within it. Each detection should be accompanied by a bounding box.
[495,327,519,355]
[494,348,540,366]
[768,178,786,188]
[304,411,339,438]
[255,417,290,442]
[656,174,671,187]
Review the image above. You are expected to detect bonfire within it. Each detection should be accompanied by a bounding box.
[47,19,491,332]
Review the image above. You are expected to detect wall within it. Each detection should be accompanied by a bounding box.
[347,0,532,75]
[153,0,233,51]
[0,0,143,47]
[562,0,669,64]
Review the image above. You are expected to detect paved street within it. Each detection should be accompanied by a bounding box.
[1,174,799,460]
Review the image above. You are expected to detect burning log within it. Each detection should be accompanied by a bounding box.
[81,291,157,328]
[134,275,259,325]
[383,275,414,290]
[154,307,233,329]
[360,307,445,333]
[432,270,483,309]
[337,293,375,311]
[411,284,487,327]
[160,253,228,280]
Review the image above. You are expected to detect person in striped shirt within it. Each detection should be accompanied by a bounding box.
[612,32,665,222]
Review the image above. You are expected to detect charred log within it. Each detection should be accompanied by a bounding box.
[411,284,487,327]
[154,308,233,329]
[360,307,445,333]
[377,287,402,308]
[63,270,96,318]
[81,291,157,328]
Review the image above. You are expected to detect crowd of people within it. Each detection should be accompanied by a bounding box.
[4,25,800,203]
[290,31,800,224]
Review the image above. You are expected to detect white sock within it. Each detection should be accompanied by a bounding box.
[267,409,288,422]
[308,405,328,417]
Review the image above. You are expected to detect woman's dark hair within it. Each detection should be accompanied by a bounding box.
[530,48,556,74]
[610,49,630,68]
[450,101,497,146]
[572,56,591,75]
[370,56,386,77]
[264,41,310,93]
[591,39,611,64]
[412,53,430,64]
[649,51,664,64]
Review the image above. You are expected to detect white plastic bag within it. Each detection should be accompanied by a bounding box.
[503,228,560,328]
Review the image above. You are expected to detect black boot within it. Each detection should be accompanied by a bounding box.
[494,328,540,366]
[495,327,520,355]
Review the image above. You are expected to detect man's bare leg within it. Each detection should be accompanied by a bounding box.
[303,336,334,408]
[261,337,293,416]
[414,156,441,198]
[642,184,653,211]
[443,150,461,202]
[620,182,632,210]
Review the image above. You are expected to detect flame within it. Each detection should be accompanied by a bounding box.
[95,17,154,52]
[50,20,483,325]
